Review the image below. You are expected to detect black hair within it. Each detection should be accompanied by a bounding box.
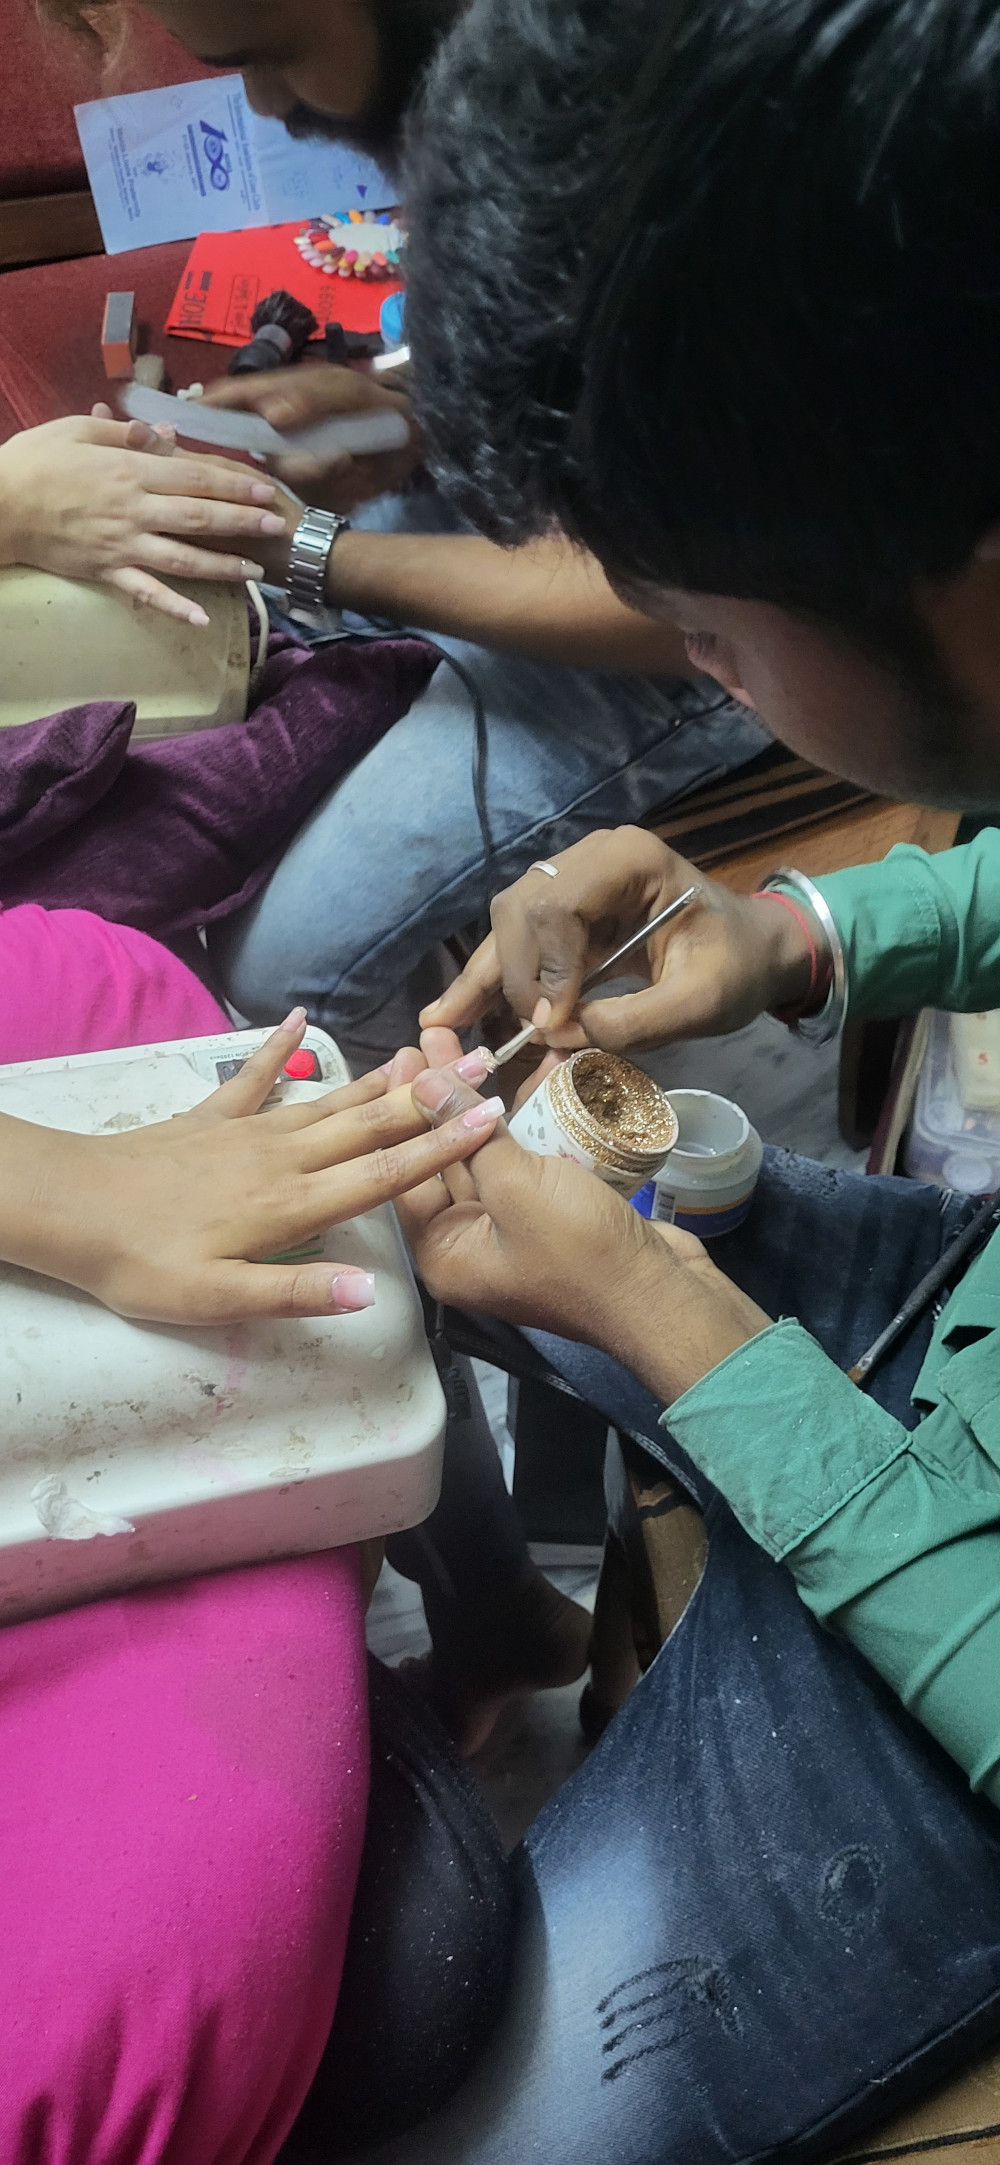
[402,0,1000,631]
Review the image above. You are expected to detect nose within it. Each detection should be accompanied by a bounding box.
[241,67,293,119]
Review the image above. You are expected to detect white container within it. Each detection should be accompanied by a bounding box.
[651,1089,763,1237]
[508,1048,678,1199]
[906,1008,1000,1193]
[0,567,250,738]
[0,1028,445,1623]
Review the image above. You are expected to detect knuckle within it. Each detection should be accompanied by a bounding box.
[370,1144,406,1189]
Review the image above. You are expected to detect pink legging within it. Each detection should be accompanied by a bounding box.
[0,906,368,2165]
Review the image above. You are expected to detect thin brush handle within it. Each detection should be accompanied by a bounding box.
[847,1189,1000,1385]
[487,883,701,1069]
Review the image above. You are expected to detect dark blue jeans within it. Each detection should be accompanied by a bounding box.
[308,1153,1000,2163]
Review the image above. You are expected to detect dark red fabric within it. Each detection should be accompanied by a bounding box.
[0,243,235,437]
[0,631,438,933]
[1,1,213,199]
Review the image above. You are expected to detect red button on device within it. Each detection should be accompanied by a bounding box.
[284,1048,322,1080]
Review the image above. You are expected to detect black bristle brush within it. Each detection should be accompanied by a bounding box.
[228,290,319,375]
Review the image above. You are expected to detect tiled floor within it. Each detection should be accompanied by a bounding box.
[366,1011,865,1845]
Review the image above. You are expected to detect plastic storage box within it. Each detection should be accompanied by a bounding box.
[905,1009,1000,1194]
[0,1027,445,1623]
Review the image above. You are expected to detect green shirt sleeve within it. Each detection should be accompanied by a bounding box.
[814,828,1000,1017]
[667,1321,1000,1808]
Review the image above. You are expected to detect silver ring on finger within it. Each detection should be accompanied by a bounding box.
[528,860,559,878]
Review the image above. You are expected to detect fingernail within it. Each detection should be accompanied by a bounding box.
[532,996,552,1028]
[330,1269,376,1311]
[421,998,442,1018]
[250,480,276,502]
[266,399,295,424]
[241,561,266,580]
[281,1006,307,1030]
[187,605,210,626]
[415,1069,454,1113]
[259,511,287,534]
[453,1050,491,1082]
[461,1096,504,1129]
[379,1059,395,1075]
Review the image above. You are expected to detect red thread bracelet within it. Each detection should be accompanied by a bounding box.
[751,889,833,1022]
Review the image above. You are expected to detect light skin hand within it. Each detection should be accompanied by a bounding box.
[202,363,420,513]
[0,413,289,625]
[396,1065,772,1403]
[1,1014,503,1327]
[422,826,823,1057]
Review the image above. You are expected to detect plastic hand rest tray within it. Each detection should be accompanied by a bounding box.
[0,1028,445,1623]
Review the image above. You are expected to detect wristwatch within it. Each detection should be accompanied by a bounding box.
[286,506,350,611]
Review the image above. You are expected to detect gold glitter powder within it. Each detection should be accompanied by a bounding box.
[550,1051,678,1165]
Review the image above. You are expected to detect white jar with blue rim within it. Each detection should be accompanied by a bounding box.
[640,1089,763,1238]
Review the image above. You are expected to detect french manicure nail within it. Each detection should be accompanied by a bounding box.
[453,1051,491,1081]
[259,511,287,534]
[187,606,210,626]
[250,480,276,501]
[461,1096,504,1129]
[379,1059,395,1075]
[281,1006,307,1030]
[330,1270,376,1311]
[531,996,552,1028]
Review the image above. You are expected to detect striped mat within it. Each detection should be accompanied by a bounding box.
[645,742,873,868]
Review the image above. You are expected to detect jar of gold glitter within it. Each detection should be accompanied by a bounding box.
[507,1049,678,1199]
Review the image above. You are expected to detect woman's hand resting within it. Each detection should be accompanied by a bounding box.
[0,413,292,624]
[397,1055,771,1405]
[5,1017,502,1327]
[423,827,823,1057]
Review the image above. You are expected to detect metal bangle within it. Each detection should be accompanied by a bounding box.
[286,507,350,612]
[758,866,848,1045]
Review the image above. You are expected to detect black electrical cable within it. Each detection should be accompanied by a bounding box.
[302,623,497,937]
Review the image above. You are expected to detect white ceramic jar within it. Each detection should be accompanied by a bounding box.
[650,1089,763,1237]
[508,1048,678,1199]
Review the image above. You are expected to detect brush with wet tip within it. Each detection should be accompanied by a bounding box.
[477,883,701,1072]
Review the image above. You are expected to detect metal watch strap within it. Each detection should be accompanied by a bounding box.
[286,507,350,611]
[759,866,849,1045]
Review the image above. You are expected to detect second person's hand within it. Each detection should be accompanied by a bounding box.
[422,826,823,1056]
[397,1065,771,1403]
[203,364,420,512]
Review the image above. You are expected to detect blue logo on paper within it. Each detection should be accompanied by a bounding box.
[199,121,232,190]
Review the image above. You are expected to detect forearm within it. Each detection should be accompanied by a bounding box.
[324,528,696,674]
[0,1113,82,1279]
[815,829,1000,1016]
[667,1322,1000,1808]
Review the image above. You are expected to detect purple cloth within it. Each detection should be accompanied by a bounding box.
[0,701,131,866]
[0,632,437,935]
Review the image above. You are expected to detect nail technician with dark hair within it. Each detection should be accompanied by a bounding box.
[287,0,1000,2156]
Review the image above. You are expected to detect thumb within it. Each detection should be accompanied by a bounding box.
[186,1259,377,1324]
[578,980,711,1055]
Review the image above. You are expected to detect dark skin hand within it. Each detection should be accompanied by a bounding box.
[397,1040,772,1406]
[423,827,820,1057]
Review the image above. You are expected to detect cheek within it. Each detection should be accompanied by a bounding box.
[731,640,907,791]
[287,11,380,113]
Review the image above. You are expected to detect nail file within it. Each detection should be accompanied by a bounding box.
[121,383,410,459]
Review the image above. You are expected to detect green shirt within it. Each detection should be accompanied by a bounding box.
[666,831,1000,1808]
